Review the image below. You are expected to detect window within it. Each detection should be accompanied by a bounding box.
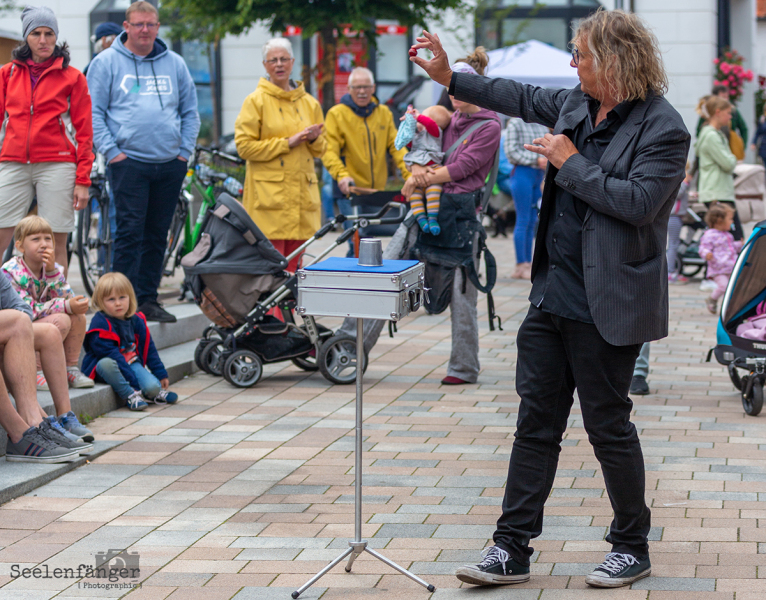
[476,0,602,52]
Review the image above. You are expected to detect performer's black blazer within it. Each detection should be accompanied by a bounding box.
[452,74,691,346]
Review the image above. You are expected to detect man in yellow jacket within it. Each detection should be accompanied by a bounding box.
[322,67,410,253]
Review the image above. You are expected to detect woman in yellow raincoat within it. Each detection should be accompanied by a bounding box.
[235,38,326,271]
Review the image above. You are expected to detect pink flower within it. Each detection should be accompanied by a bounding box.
[746,70,754,81]
[714,58,720,65]
[720,62,731,74]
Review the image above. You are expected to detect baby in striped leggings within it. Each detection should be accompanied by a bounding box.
[395,105,452,234]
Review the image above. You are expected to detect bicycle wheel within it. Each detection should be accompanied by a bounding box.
[77,195,110,297]
[162,197,188,277]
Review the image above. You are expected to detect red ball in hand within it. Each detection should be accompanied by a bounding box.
[409,48,417,57]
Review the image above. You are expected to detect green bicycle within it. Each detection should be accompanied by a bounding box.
[162,145,244,287]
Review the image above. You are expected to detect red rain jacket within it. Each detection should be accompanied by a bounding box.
[0,56,93,186]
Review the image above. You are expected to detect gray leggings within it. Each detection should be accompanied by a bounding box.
[338,219,480,382]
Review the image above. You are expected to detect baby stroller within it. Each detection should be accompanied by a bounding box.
[676,205,707,277]
[709,218,766,416]
[733,163,766,224]
[183,192,405,388]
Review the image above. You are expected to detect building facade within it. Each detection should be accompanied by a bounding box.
[0,0,757,149]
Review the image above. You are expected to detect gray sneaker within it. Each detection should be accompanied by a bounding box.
[58,411,94,442]
[455,546,531,586]
[40,417,93,455]
[6,427,79,463]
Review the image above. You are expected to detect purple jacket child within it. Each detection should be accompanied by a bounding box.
[698,228,742,278]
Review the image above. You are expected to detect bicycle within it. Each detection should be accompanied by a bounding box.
[162,145,244,284]
[75,154,112,296]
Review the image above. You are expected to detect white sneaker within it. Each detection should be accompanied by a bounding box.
[36,371,49,391]
[67,367,94,388]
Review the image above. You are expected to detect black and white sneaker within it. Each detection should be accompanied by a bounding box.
[455,546,530,586]
[585,552,651,588]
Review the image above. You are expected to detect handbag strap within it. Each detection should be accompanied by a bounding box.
[443,119,492,162]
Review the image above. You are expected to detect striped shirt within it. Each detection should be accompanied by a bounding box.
[503,117,549,167]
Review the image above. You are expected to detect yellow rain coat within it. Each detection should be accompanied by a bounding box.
[322,97,409,190]
[235,78,326,240]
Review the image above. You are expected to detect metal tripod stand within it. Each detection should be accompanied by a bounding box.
[292,319,436,598]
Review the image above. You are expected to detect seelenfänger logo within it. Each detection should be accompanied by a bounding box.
[11,548,141,590]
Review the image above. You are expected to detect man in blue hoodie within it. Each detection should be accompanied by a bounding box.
[87,0,200,323]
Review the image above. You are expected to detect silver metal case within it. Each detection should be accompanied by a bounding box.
[297,261,425,321]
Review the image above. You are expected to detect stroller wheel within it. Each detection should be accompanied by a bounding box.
[194,340,212,372]
[292,351,319,372]
[200,341,226,376]
[680,263,703,278]
[223,349,263,388]
[728,363,742,391]
[741,375,764,416]
[318,334,368,385]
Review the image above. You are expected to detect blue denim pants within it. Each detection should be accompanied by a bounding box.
[509,165,544,264]
[96,357,161,400]
[109,157,187,305]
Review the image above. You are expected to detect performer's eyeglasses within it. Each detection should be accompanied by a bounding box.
[571,47,580,66]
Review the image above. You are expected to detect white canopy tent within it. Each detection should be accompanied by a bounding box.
[486,39,580,89]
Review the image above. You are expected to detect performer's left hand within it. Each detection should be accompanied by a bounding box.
[525,133,579,169]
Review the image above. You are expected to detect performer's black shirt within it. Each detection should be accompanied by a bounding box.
[529,96,634,323]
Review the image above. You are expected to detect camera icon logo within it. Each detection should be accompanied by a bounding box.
[94,549,140,580]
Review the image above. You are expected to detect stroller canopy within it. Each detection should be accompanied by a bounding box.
[182,192,288,275]
[723,220,766,325]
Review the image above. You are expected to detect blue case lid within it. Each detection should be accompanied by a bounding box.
[304,257,420,274]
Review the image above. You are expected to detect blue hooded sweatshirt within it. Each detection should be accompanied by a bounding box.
[86,32,200,163]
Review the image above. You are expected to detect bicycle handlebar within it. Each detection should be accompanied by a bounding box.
[194,144,245,166]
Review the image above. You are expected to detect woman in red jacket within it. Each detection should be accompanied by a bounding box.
[0,6,93,270]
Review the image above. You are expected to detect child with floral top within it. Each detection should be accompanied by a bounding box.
[2,216,92,389]
[698,204,743,314]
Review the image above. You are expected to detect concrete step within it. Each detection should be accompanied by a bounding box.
[144,303,210,350]
[0,339,199,459]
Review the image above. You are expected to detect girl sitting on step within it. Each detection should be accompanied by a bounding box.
[82,273,178,411]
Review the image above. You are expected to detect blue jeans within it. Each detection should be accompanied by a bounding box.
[321,167,334,223]
[109,157,188,305]
[510,165,544,264]
[96,357,161,400]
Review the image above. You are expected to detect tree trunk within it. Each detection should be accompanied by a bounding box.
[208,36,221,145]
[319,26,336,114]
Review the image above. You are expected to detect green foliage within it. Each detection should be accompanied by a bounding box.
[160,0,468,45]
[79,413,93,425]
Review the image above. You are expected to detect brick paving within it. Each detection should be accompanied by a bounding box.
[2,232,766,600]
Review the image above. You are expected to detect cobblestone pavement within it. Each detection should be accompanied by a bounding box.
[1,232,765,600]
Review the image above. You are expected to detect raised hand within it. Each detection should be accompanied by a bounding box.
[525,133,579,170]
[408,31,452,87]
[69,295,90,315]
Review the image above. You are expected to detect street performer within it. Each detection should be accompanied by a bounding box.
[410,8,690,589]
